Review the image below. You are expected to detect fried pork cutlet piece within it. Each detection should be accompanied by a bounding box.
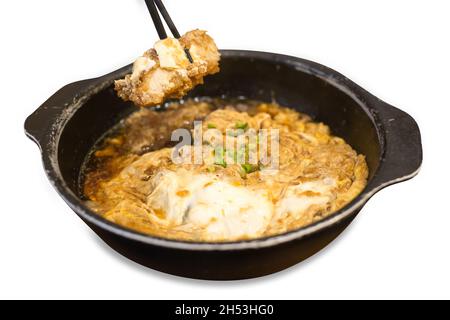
[115,30,220,107]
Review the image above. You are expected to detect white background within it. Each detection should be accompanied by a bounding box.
[1,0,449,300]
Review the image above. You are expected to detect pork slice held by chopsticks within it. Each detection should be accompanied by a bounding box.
[115,30,220,107]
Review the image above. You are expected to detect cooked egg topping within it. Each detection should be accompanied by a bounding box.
[84,99,368,242]
[146,169,272,241]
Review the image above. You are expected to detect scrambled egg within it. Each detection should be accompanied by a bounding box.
[84,99,368,242]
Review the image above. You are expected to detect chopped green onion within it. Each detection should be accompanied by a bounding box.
[227,130,242,137]
[235,121,248,130]
[241,163,258,174]
[207,123,217,129]
[215,160,227,168]
[214,147,227,168]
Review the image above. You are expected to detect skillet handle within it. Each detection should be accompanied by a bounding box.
[374,101,422,186]
[24,79,95,147]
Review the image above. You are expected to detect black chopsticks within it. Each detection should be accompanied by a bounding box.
[144,0,193,63]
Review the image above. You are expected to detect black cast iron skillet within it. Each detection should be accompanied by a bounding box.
[24,50,422,280]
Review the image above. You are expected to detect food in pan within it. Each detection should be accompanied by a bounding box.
[83,99,368,242]
[115,29,220,107]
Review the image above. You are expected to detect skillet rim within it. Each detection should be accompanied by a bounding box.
[24,50,422,251]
